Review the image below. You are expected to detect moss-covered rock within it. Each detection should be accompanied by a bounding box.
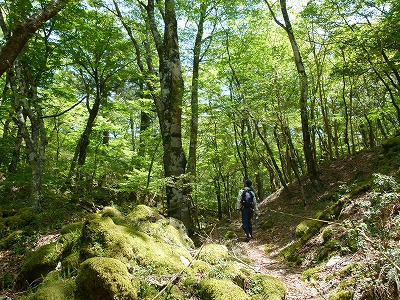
[198,278,248,300]
[249,273,286,300]
[142,218,194,249]
[382,135,400,153]
[197,244,229,265]
[60,222,83,235]
[20,242,62,284]
[127,204,163,224]
[80,215,192,273]
[295,220,323,238]
[4,207,36,229]
[24,271,76,300]
[76,257,138,300]
[0,229,24,250]
[191,260,211,275]
[100,206,123,218]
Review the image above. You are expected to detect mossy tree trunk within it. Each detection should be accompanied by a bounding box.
[144,0,192,232]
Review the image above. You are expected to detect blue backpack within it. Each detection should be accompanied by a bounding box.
[241,189,254,208]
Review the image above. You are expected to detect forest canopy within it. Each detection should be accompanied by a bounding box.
[0,0,399,230]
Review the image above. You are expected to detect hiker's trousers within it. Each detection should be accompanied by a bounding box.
[241,207,253,237]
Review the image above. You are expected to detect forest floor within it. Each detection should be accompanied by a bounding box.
[1,147,382,299]
[214,147,381,299]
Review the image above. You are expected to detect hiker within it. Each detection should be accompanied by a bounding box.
[236,179,259,241]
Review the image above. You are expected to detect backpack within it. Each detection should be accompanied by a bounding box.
[241,189,254,208]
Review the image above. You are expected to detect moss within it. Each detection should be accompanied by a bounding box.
[220,262,249,288]
[143,218,194,249]
[328,290,353,300]
[198,278,248,300]
[192,260,211,275]
[24,271,76,300]
[60,222,83,235]
[100,206,122,218]
[4,207,36,229]
[163,284,185,300]
[249,273,286,300]
[338,264,358,278]
[197,244,229,265]
[302,266,322,281]
[0,230,24,250]
[260,219,274,230]
[224,230,237,239]
[382,135,400,153]
[296,220,323,238]
[321,225,335,241]
[80,216,192,274]
[76,257,138,300]
[20,242,62,284]
[127,204,163,224]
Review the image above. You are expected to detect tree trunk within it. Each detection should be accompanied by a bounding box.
[145,0,191,232]
[8,64,47,208]
[265,0,319,185]
[187,2,206,178]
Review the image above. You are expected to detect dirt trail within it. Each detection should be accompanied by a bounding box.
[236,239,325,300]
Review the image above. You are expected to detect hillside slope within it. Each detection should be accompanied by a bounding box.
[220,141,400,299]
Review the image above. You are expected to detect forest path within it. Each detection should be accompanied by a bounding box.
[235,238,325,300]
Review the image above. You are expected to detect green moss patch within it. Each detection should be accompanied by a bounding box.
[25,271,76,300]
[4,207,36,229]
[197,244,229,265]
[76,257,138,300]
[198,278,248,300]
[20,242,62,284]
[249,273,286,300]
[80,216,192,273]
[0,230,24,250]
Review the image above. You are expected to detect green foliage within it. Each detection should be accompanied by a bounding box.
[302,266,322,281]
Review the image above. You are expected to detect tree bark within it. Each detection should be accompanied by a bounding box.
[8,63,47,208]
[0,0,74,77]
[145,0,191,232]
[265,0,319,185]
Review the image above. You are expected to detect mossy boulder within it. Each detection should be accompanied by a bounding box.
[4,207,36,229]
[75,257,138,300]
[197,244,229,265]
[142,218,194,248]
[382,135,400,153]
[191,260,211,275]
[25,271,76,300]
[80,216,192,273]
[0,229,24,250]
[295,220,322,238]
[20,242,63,284]
[60,222,83,235]
[198,278,248,300]
[100,206,123,218]
[250,273,286,300]
[127,204,163,224]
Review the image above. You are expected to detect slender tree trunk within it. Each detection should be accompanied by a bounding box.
[69,91,102,179]
[254,120,289,193]
[8,64,47,208]
[8,127,23,173]
[187,2,206,178]
[265,0,319,185]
